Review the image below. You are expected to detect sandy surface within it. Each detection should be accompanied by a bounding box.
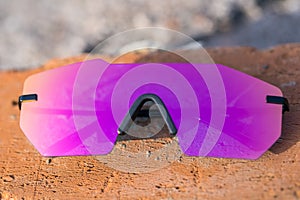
[0,45,299,199]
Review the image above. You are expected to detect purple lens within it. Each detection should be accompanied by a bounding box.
[20,59,283,159]
[20,62,89,156]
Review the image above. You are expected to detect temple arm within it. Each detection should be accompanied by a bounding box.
[18,94,38,110]
[266,95,290,113]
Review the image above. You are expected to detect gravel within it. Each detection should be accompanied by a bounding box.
[0,0,300,70]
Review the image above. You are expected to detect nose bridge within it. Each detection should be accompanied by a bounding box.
[118,93,177,136]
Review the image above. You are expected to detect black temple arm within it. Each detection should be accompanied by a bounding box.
[266,95,290,113]
[18,94,38,110]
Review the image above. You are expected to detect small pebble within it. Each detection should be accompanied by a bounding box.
[46,158,52,164]
[146,151,151,158]
[10,115,16,120]
[262,65,269,69]
[84,162,94,168]
[2,175,15,182]
[281,81,296,88]
[11,100,18,106]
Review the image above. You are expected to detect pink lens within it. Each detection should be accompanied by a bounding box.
[20,59,285,159]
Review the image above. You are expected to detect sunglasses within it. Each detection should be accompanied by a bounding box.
[18,59,289,159]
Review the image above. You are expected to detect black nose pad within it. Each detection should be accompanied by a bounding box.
[118,94,177,136]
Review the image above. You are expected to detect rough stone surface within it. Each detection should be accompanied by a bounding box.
[0,45,299,199]
[1,0,300,70]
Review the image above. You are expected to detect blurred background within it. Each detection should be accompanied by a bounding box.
[0,0,300,70]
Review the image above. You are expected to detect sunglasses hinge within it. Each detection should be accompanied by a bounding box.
[266,95,290,113]
[18,94,38,110]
